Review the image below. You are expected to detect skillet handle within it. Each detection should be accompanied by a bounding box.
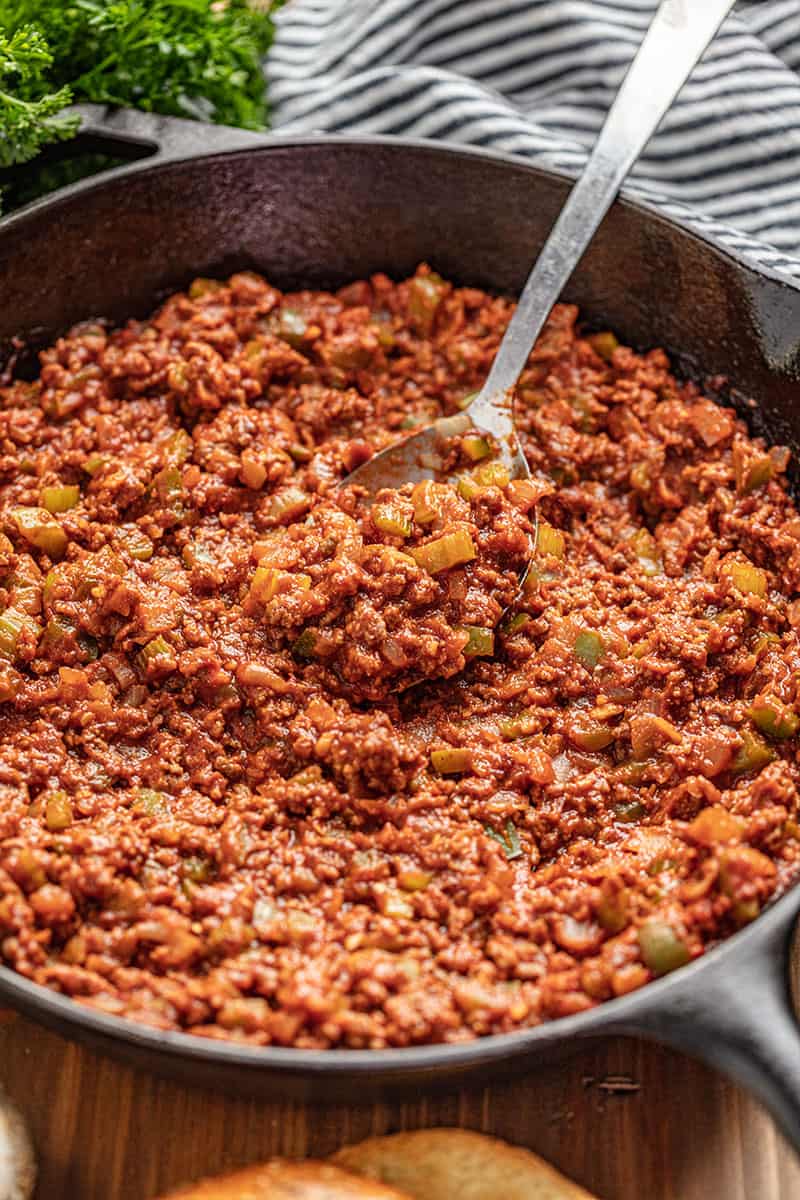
[634,900,800,1153]
[68,102,271,161]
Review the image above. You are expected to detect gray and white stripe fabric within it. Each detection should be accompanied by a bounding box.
[267,0,800,280]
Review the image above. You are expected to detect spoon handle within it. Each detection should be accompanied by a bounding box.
[469,0,736,427]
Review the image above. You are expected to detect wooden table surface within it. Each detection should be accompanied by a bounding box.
[1,1016,798,1200]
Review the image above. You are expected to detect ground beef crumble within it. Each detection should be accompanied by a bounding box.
[0,265,797,1047]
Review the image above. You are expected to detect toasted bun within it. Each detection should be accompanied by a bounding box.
[0,1089,36,1200]
[160,1159,413,1200]
[333,1129,599,1200]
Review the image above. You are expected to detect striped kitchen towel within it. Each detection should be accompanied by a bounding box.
[267,0,800,280]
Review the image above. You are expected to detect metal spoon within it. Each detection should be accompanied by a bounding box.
[346,0,736,501]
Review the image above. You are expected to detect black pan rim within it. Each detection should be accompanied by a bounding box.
[3,128,800,299]
[0,882,796,1075]
[2,130,800,1075]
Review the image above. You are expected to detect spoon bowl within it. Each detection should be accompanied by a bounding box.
[345,400,530,496]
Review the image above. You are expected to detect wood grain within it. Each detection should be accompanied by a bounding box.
[0,1016,797,1200]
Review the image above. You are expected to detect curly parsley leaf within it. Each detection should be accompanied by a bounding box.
[485,820,523,861]
[0,26,78,167]
[1,0,280,131]
[0,2,282,212]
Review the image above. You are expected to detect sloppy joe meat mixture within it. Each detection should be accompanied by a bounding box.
[0,265,798,1047]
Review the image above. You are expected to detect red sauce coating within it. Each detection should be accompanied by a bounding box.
[0,265,797,1046]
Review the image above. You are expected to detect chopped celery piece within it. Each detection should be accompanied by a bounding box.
[740,456,773,495]
[462,626,495,658]
[41,615,75,650]
[630,462,650,492]
[163,429,193,466]
[412,530,476,574]
[638,919,690,976]
[278,307,308,348]
[430,747,472,774]
[725,560,767,597]
[630,528,662,576]
[535,521,565,560]
[328,336,375,372]
[182,542,217,571]
[372,503,412,538]
[588,331,619,362]
[499,708,537,740]
[748,695,799,740]
[732,898,760,925]
[137,635,174,673]
[82,454,109,476]
[249,567,311,606]
[42,569,59,606]
[574,630,605,670]
[188,278,223,299]
[374,321,395,351]
[614,800,646,823]
[12,508,68,560]
[461,435,492,462]
[182,856,213,886]
[45,792,73,832]
[0,608,40,659]
[474,461,510,489]
[153,465,182,503]
[8,577,41,617]
[597,879,629,933]
[733,441,774,495]
[753,631,781,661]
[118,526,154,562]
[502,612,530,635]
[731,728,775,774]
[567,714,615,752]
[457,474,483,501]
[40,485,80,514]
[266,486,310,525]
[410,480,449,525]
[132,788,171,817]
[522,564,552,596]
[288,442,312,463]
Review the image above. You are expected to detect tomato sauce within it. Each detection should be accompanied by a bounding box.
[0,265,797,1046]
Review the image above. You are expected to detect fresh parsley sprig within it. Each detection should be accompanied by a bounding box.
[0,0,281,182]
[0,26,78,167]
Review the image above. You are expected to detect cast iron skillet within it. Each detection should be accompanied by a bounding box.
[3,104,800,1145]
